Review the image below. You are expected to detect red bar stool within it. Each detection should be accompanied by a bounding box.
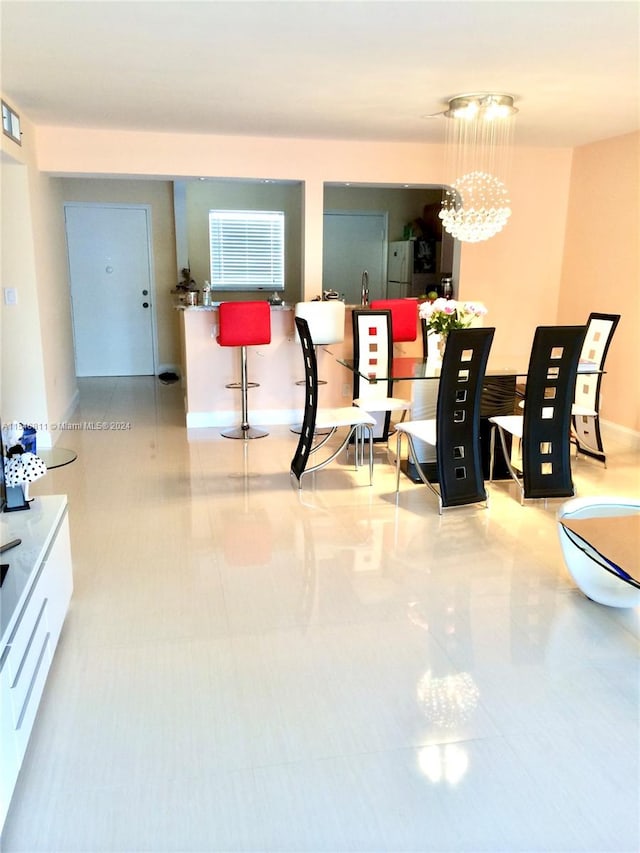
[369,298,419,345]
[217,301,271,439]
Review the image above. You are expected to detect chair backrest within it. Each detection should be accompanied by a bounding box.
[351,309,394,401]
[436,327,495,507]
[573,312,620,412]
[420,317,430,359]
[294,301,346,345]
[522,325,587,499]
[351,309,395,438]
[369,298,418,342]
[217,301,271,347]
[291,317,318,482]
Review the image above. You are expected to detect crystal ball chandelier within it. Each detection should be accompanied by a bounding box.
[440,93,518,243]
[439,171,512,243]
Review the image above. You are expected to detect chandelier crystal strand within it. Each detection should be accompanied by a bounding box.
[440,93,517,243]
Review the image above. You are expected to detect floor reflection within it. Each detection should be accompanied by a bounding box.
[418,743,470,786]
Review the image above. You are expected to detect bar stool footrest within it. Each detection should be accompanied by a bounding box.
[225,381,259,390]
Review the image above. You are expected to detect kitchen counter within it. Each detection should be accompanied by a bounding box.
[179,305,305,429]
[178,303,424,430]
[175,303,293,312]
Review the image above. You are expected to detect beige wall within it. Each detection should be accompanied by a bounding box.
[184,179,303,305]
[456,145,574,360]
[35,126,576,361]
[28,163,77,431]
[558,131,639,434]
[1,110,76,445]
[1,157,49,432]
[2,108,638,437]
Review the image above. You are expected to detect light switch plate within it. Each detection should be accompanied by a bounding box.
[4,287,17,305]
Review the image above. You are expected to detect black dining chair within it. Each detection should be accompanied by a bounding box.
[394,327,495,514]
[571,312,620,466]
[291,317,376,489]
[489,325,587,504]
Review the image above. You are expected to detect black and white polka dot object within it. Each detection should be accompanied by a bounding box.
[4,452,47,486]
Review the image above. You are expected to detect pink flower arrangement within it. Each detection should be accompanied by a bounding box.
[419,298,488,335]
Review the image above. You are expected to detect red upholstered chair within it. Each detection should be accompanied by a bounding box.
[217,301,271,439]
[369,298,418,344]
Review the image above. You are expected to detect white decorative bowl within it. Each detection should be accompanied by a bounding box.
[557,496,640,608]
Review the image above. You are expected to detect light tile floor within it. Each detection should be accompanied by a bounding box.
[2,376,639,852]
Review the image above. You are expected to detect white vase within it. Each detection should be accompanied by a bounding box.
[437,334,448,359]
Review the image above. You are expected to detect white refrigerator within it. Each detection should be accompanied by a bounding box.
[387,240,436,298]
[387,241,412,298]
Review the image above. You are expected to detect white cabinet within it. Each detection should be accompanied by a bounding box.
[0,496,73,832]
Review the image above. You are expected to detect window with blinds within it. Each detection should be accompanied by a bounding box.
[209,209,285,291]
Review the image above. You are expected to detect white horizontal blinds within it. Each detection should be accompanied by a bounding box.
[210,209,285,290]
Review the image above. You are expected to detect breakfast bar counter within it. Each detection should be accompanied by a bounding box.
[178,303,424,430]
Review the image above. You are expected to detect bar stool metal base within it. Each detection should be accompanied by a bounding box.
[221,425,269,440]
[221,344,269,440]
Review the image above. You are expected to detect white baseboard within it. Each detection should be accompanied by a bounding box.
[36,388,81,449]
[186,408,301,429]
[601,419,640,451]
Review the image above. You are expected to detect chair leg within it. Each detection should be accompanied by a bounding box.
[354,425,374,478]
[222,346,268,440]
[572,414,607,467]
[395,430,442,514]
[493,425,525,504]
[298,424,373,487]
[395,432,403,496]
[489,425,496,482]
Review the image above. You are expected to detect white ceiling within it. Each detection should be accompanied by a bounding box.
[1,0,639,149]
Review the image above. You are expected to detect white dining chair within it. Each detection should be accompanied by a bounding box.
[351,308,411,443]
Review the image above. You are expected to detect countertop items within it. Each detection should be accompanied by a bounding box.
[175,303,292,312]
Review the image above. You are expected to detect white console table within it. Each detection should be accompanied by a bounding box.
[0,495,73,832]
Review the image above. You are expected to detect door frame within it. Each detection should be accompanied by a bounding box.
[323,209,389,302]
[64,201,159,376]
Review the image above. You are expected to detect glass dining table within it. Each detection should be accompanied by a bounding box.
[333,352,600,483]
[333,353,521,482]
[336,353,600,382]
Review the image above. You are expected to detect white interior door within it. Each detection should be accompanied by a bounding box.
[65,204,156,376]
[323,212,387,305]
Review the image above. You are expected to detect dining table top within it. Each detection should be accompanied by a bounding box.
[333,354,601,382]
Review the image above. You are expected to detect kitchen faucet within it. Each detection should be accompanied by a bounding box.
[361,270,369,306]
